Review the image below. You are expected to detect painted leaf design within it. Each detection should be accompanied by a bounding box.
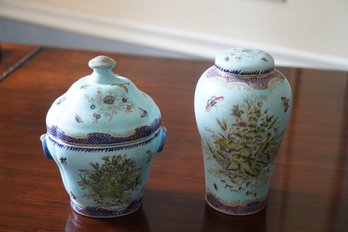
[217,119,228,131]
[240,149,250,158]
[227,160,239,171]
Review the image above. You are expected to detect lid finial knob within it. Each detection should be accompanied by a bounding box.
[88,55,116,70]
[88,56,116,84]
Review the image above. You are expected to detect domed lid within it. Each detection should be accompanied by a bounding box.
[214,48,274,76]
[46,55,161,146]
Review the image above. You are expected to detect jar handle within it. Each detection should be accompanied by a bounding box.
[40,134,53,160]
[157,127,167,152]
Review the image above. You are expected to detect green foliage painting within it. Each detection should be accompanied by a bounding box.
[205,96,284,195]
[78,155,142,206]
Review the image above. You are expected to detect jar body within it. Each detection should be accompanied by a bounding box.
[194,66,292,215]
[41,127,166,218]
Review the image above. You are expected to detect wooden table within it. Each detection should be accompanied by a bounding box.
[0,43,347,231]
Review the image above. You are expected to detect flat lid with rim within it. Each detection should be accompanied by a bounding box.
[214,48,274,76]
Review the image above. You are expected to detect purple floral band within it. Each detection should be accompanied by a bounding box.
[206,191,267,215]
[206,66,284,90]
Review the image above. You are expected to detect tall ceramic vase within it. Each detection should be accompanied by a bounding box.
[194,48,292,215]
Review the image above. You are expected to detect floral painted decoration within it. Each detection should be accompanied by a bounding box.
[204,96,285,196]
[78,155,142,207]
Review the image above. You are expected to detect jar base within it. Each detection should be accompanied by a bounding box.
[205,191,267,216]
[70,198,142,218]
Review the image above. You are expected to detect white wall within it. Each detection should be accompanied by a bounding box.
[1,0,348,70]
[0,18,194,59]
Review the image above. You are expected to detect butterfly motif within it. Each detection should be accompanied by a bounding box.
[138,107,148,118]
[205,96,224,112]
[281,96,290,112]
[59,157,67,165]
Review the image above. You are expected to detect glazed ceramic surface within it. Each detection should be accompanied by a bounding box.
[41,56,166,218]
[194,48,292,215]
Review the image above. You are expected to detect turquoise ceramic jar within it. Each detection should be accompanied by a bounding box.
[41,56,166,218]
[194,48,292,215]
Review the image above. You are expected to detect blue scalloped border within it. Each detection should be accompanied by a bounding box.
[47,129,161,152]
[215,64,273,76]
[71,198,142,218]
[47,118,161,146]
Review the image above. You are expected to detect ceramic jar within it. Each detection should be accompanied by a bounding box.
[41,56,166,218]
[194,48,292,215]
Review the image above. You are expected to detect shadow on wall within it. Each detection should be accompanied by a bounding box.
[0,18,197,59]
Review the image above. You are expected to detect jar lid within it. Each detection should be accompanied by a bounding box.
[46,56,162,146]
[214,48,274,76]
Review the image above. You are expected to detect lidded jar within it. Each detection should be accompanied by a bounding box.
[194,48,292,215]
[41,55,166,218]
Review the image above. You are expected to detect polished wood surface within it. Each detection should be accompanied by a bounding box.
[0,44,347,231]
[0,42,41,80]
